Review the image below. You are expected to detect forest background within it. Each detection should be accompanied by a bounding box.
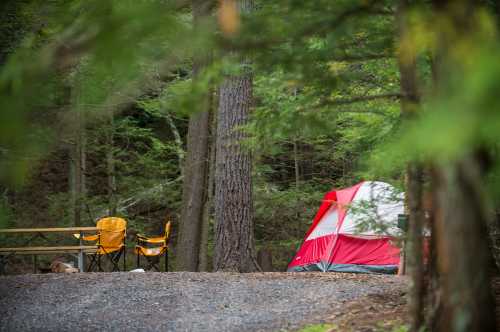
[0,0,407,272]
[1,1,500,331]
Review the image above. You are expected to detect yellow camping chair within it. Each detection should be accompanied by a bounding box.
[77,217,127,272]
[135,220,171,271]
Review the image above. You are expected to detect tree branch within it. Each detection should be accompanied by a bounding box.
[332,53,392,62]
[337,108,388,116]
[298,0,386,38]
[219,0,391,51]
[326,93,402,106]
[303,93,401,115]
[92,176,183,219]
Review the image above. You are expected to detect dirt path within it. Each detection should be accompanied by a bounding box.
[0,272,407,332]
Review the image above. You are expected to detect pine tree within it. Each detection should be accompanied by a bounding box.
[213,0,259,273]
[176,0,214,271]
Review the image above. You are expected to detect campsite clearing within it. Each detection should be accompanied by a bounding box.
[0,272,408,332]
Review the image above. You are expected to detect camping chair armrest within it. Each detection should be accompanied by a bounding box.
[136,234,148,243]
[73,234,99,242]
[136,236,166,245]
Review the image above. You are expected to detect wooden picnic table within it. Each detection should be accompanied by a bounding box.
[0,227,99,233]
[0,226,99,273]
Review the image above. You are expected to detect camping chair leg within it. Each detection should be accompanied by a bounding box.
[136,253,140,268]
[87,254,98,272]
[98,254,102,272]
[100,247,121,272]
[33,254,38,274]
[123,247,126,271]
[110,250,123,272]
[111,252,119,272]
[165,251,168,272]
[0,255,6,274]
[144,256,160,271]
[152,259,160,272]
[145,257,153,271]
[87,256,93,272]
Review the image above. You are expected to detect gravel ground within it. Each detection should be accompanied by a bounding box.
[0,272,407,332]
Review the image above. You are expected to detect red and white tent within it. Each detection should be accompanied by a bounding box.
[288,181,403,274]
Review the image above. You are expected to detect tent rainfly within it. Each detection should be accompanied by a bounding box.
[287,181,404,274]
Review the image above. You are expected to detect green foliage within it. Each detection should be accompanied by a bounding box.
[254,181,325,241]
[46,193,74,227]
[367,8,500,202]
[81,106,184,221]
[394,46,500,163]
[0,0,197,187]
[348,185,404,238]
[0,196,15,229]
[386,325,410,332]
[2,0,499,285]
[297,323,335,332]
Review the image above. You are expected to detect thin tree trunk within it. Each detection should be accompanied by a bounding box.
[176,0,213,271]
[199,101,217,271]
[71,81,86,227]
[397,1,425,330]
[426,166,443,331]
[164,111,185,177]
[106,111,117,216]
[73,111,86,227]
[293,138,302,235]
[292,88,300,188]
[406,164,425,331]
[293,139,300,189]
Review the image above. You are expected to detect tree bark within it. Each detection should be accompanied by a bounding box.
[397,1,425,331]
[213,72,259,272]
[164,110,185,177]
[431,1,496,331]
[72,118,86,226]
[213,0,258,272]
[71,84,86,227]
[175,0,213,271]
[198,101,217,272]
[434,154,496,332]
[293,139,300,189]
[106,111,117,216]
[405,163,425,331]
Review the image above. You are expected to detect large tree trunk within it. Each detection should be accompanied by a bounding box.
[434,154,496,332]
[397,1,425,331]
[213,0,258,272]
[213,72,259,272]
[175,0,213,271]
[431,1,496,331]
[425,168,442,331]
[405,164,425,331]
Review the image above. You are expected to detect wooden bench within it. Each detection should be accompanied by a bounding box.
[0,227,99,273]
[0,246,98,254]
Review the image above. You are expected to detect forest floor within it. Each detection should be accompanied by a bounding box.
[0,272,408,332]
